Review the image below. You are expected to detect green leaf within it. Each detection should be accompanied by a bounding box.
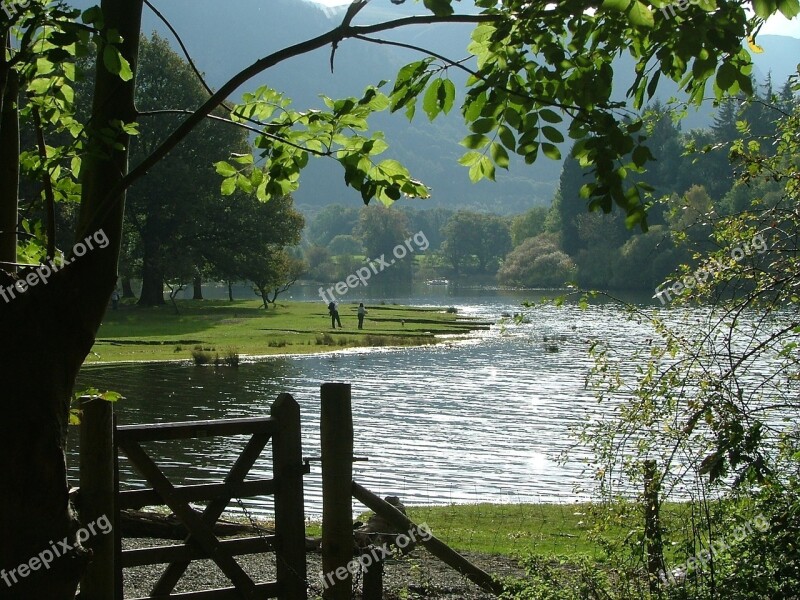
[491,142,510,169]
[632,145,653,167]
[777,0,800,17]
[542,126,565,144]
[716,62,738,91]
[423,0,455,16]
[102,45,133,81]
[628,1,654,27]
[460,134,490,149]
[539,109,562,124]
[375,159,408,180]
[441,79,456,115]
[458,151,482,167]
[231,153,254,165]
[215,161,238,177]
[542,143,561,160]
[98,391,123,402]
[468,155,495,182]
[220,176,236,196]
[423,79,443,121]
[497,125,516,151]
[82,6,103,26]
[471,118,497,134]
[752,0,777,17]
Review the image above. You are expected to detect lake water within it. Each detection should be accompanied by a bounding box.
[71,286,663,517]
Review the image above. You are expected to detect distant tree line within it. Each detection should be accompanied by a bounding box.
[302,76,794,292]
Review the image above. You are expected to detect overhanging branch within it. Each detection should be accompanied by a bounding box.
[79,12,495,236]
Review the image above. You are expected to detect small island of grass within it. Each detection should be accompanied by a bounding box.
[86,299,491,364]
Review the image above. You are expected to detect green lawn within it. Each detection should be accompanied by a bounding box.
[87,299,489,363]
[351,500,707,559]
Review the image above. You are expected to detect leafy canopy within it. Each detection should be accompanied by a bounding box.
[213,0,797,230]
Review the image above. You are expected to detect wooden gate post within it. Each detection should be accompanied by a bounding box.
[272,393,308,600]
[361,549,384,600]
[79,396,116,599]
[644,459,665,595]
[320,383,353,600]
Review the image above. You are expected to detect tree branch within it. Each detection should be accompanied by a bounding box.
[136,109,331,157]
[79,12,495,236]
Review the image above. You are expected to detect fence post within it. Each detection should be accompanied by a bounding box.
[361,548,384,600]
[644,459,665,595]
[272,393,308,600]
[79,396,115,600]
[320,383,353,600]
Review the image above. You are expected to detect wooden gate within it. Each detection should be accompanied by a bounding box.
[114,393,307,600]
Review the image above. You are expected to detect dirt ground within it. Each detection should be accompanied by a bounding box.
[122,539,524,599]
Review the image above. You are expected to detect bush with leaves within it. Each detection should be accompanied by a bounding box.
[501,555,617,600]
[577,75,800,600]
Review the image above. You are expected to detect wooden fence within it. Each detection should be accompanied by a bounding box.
[99,393,307,600]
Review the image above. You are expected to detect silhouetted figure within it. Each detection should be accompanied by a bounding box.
[328,301,342,328]
[357,303,367,329]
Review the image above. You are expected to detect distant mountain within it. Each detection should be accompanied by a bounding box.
[69,0,797,215]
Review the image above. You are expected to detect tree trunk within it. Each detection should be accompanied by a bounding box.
[0,3,143,599]
[228,281,234,301]
[192,273,203,300]
[121,275,135,298]
[138,246,165,305]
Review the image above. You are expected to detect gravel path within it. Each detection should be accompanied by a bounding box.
[122,538,523,599]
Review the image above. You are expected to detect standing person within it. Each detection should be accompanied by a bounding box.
[357,303,367,329]
[111,289,120,310]
[328,300,342,328]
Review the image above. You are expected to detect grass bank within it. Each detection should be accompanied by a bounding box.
[86,299,490,364]
[352,500,703,559]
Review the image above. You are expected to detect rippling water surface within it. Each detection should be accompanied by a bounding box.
[71,288,662,516]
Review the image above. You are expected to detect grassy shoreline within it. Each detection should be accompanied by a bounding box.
[86,299,491,364]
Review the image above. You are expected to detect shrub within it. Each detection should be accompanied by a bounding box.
[497,233,576,287]
[221,349,239,367]
[501,555,615,600]
[315,332,335,345]
[191,348,212,365]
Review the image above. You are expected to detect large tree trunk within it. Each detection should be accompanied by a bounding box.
[121,275,135,298]
[0,3,143,599]
[138,244,165,305]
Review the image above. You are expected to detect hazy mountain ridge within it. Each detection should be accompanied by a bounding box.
[69,0,797,214]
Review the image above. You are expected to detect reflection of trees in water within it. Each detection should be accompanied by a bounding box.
[77,359,299,423]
